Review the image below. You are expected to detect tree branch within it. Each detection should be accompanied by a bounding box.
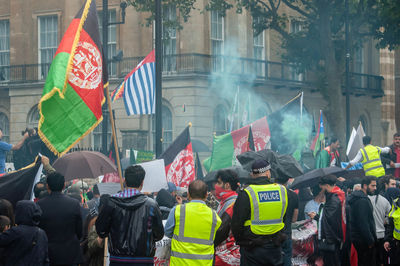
[282,0,313,19]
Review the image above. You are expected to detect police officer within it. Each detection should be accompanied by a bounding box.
[165,180,221,266]
[384,190,400,264]
[231,159,288,266]
[346,136,390,178]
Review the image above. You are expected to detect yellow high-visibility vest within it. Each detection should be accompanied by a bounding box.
[360,145,385,178]
[244,183,288,235]
[170,202,221,266]
[388,199,400,240]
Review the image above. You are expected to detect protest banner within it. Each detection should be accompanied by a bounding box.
[139,159,168,193]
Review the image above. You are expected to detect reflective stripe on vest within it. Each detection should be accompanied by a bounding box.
[361,145,385,177]
[244,184,288,235]
[171,251,214,260]
[172,204,217,245]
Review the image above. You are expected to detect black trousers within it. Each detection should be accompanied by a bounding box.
[240,242,283,266]
[353,242,376,266]
[321,249,341,266]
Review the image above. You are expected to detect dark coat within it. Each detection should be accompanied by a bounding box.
[381,144,398,175]
[231,177,286,247]
[320,191,343,244]
[0,200,49,266]
[38,192,83,265]
[348,190,377,246]
[95,193,164,258]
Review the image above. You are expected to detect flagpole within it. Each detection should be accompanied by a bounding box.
[155,0,163,157]
[105,84,124,191]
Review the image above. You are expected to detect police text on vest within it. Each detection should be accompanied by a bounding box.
[258,191,280,202]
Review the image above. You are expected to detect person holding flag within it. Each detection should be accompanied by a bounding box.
[345,136,390,178]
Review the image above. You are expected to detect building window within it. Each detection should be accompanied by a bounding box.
[163,5,177,72]
[27,106,40,129]
[289,21,303,81]
[38,15,58,79]
[0,112,9,143]
[121,130,148,151]
[211,10,224,72]
[253,18,265,77]
[213,105,228,136]
[98,10,117,77]
[0,20,9,81]
[92,119,111,151]
[152,105,173,152]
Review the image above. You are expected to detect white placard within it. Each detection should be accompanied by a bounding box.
[395,163,400,168]
[5,163,15,173]
[139,159,168,193]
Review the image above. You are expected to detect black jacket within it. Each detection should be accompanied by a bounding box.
[95,193,164,258]
[231,177,286,247]
[348,190,377,246]
[320,191,343,244]
[38,192,83,265]
[381,144,398,175]
[0,200,49,266]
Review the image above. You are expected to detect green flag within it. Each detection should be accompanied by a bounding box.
[207,126,251,172]
[38,0,107,156]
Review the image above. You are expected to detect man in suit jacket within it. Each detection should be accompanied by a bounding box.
[38,172,83,266]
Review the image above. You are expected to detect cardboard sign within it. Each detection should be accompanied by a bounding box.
[139,159,168,193]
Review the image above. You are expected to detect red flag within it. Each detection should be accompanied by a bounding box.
[159,126,195,188]
[251,117,271,151]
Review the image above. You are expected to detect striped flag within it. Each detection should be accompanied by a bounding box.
[310,110,325,156]
[111,50,155,115]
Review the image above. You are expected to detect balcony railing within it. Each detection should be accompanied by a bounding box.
[0,53,383,94]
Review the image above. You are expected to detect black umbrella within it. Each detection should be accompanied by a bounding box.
[290,167,346,189]
[237,149,303,180]
[204,166,250,184]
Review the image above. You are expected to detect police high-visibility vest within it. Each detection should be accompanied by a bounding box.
[360,145,385,178]
[170,202,221,266]
[388,199,400,240]
[244,183,288,235]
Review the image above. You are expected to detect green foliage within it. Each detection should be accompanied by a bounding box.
[374,0,400,50]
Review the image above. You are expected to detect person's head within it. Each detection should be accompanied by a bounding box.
[0,199,14,226]
[34,182,46,199]
[215,169,239,191]
[275,176,290,187]
[251,160,271,179]
[311,185,323,198]
[379,175,396,192]
[124,165,146,189]
[92,184,100,198]
[363,136,372,146]
[0,215,10,232]
[385,187,400,205]
[188,180,208,201]
[330,137,340,151]
[393,133,400,147]
[15,200,42,226]
[319,175,337,193]
[167,182,177,197]
[46,172,65,192]
[361,176,377,196]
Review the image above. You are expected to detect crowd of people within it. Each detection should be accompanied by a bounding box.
[0,128,400,265]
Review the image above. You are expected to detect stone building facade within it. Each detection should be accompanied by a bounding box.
[0,0,394,163]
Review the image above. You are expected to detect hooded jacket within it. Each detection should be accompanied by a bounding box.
[348,190,377,246]
[95,193,164,258]
[0,200,49,266]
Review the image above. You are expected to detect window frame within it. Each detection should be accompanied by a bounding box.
[38,15,58,80]
[0,20,10,81]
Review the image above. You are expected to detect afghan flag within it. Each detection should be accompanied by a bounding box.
[311,110,325,156]
[159,126,195,188]
[251,117,271,151]
[205,125,251,172]
[0,159,42,208]
[38,0,107,156]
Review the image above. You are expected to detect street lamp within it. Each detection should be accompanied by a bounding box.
[101,1,127,154]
